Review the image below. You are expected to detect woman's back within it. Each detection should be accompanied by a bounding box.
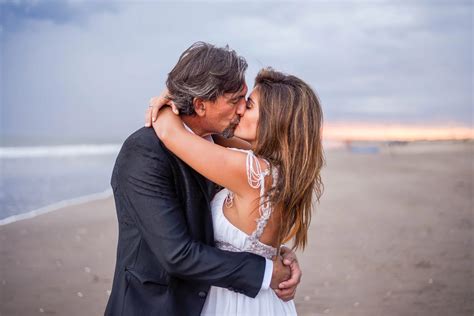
[202,149,297,316]
[220,148,281,249]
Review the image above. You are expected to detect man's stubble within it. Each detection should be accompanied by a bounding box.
[220,116,241,139]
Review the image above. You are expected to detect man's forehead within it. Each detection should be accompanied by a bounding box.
[225,83,248,99]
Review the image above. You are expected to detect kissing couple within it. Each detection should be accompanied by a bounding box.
[105,42,324,316]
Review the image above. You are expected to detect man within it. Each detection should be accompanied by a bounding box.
[105,42,301,316]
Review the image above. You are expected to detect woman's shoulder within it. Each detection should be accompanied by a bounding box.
[227,147,252,154]
[224,148,277,193]
[227,148,271,173]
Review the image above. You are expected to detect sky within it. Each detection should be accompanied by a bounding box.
[1,0,472,145]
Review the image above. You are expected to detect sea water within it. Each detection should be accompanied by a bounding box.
[0,144,121,224]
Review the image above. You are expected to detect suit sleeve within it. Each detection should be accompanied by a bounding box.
[113,131,266,298]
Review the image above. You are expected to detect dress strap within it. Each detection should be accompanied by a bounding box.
[245,151,274,241]
[226,148,276,241]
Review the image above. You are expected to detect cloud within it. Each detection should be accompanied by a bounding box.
[220,2,472,124]
[1,1,472,145]
[0,0,119,31]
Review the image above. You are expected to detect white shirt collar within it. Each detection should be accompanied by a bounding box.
[183,123,214,143]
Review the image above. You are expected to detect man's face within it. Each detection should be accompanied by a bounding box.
[203,83,248,138]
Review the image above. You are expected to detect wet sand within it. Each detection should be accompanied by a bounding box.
[1,141,472,316]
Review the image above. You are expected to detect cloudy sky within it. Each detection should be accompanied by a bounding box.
[1,0,472,145]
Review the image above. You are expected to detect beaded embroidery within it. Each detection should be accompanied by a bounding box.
[216,149,278,260]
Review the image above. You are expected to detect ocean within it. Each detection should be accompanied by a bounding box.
[0,140,348,225]
[0,144,121,225]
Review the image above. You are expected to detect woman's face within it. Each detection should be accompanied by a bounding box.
[234,87,260,145]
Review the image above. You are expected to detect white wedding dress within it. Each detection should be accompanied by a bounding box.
[201,150,297,316]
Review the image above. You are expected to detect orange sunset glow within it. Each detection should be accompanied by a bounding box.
[323,122,474,142]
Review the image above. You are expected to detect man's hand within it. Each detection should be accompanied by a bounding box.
[270,257,291,290]
[145,88,179,127]
[274,246,302,302]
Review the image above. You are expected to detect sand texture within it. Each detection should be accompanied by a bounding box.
[1,141,472,315]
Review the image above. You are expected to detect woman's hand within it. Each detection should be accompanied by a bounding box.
[152,107,184,140]
[145,88,179,127]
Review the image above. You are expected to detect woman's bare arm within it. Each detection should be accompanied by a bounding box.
[145,92,251,150]
[153,108,267,197]
[212,135,252,150]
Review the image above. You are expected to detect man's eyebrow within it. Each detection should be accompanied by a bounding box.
[229,94,245,101]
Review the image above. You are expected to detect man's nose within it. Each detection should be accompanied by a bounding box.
[236,100,247,116]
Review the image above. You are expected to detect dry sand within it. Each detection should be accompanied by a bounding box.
[1,141,472,316]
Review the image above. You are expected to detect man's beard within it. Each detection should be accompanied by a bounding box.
[220,117,240,139]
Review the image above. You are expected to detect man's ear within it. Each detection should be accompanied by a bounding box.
[193,97,206,117]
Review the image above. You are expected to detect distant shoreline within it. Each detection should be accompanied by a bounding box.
[0,139,474,226]
[2,123,473,148]
[1,139,471,225]
[0,144,121,158]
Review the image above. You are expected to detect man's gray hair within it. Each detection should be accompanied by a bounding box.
[166,42,248,116]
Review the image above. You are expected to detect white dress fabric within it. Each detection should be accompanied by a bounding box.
[201,149,297,316]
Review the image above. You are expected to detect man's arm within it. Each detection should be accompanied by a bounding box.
[114,131,288,297]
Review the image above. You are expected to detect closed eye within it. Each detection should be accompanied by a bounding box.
[230,96,244,105]
[246,97,255,109]
[245,99,252,109]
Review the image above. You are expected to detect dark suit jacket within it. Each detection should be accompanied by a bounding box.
[105,127,266,316]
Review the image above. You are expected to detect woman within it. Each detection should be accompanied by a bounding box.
[147,68,324,315]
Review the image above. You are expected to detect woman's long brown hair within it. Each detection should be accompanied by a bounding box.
[254,68,324,251]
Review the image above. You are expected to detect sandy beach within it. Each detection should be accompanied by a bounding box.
[1,141,472,316]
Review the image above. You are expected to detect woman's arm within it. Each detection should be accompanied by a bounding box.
[153,108,267,197]
[212,135,252,150]
[115,133,267,296]
[145,92,250,150]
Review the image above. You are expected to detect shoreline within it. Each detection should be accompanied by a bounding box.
[1,139,471,226]
[0,189,113,226]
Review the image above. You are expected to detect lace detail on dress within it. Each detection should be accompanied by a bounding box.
[215,238,277,260]
[242,238,278,260]
[216,148,279,260]
[214,240,241,253]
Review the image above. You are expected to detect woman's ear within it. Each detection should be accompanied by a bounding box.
[193,97,206,117]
